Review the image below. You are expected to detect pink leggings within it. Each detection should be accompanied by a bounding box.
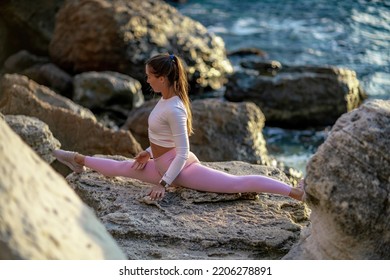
[84,149,292,196]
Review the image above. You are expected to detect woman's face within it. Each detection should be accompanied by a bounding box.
[145,65,164,93]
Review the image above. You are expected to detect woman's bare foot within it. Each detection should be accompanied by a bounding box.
[74,153,86,165]
[289,179,306,201]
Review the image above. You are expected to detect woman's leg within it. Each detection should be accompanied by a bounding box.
[176,162,292,196]
[154,151,299,198]
[55,149,303,200]
[54,149,161,184]
[83,156,161,185]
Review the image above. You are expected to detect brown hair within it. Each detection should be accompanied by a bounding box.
[146,53,194,135]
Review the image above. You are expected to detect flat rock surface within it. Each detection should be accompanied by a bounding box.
[67,159,310,260]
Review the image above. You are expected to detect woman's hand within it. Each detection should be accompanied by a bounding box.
[148,185,166,201]
[132,150,150,170]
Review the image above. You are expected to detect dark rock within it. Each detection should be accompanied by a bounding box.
[73,71,144,114]
[3,50,74,97]
[0,0,65,65]
[225,64,366,128]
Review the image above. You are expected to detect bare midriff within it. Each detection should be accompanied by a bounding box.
[150,142,175,159]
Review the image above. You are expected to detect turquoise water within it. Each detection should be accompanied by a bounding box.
[173,0,390,173]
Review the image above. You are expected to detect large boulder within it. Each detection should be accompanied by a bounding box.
[66,156,310,259]
[0,117,126,259]
[225,64,367,128]
[284,99,390,259]
[49,0,233,94]
[190,99,269,165]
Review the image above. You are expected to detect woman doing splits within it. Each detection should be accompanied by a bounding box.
[54,53,305,201]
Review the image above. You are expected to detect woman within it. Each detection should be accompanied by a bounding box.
[54,53,305,201]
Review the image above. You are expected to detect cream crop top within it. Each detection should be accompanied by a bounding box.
[147,96,189,185]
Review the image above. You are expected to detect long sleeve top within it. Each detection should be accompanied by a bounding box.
[146,96,189,185]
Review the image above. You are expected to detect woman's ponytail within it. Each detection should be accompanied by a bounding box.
[146,53,194,135]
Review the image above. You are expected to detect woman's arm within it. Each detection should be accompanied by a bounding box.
[132,149,151,170]
[145,146,153,158]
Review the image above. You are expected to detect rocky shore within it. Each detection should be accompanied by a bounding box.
[0,0,388,260]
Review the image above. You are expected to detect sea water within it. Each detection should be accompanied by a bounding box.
[173,0,390,173]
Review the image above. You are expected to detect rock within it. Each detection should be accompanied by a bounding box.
[0,74,94,120]
[225,64,367,128]
[190,99,270,165]
[227,48,268,58]
[5,115,60,163]
[22,63,74,97]
[3,50,49,73]
[121,99,156,148]
[0,17,8,64]
[0,0,65,65]
[123,98,270,165]
[0,74,142,159]
[284,99,390,259]
[241,60,282,76]
[73,71,144,112]
[4,50,74,97]
[0,117,126,259]
[49,0,233,93]
[66,156,310,259]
